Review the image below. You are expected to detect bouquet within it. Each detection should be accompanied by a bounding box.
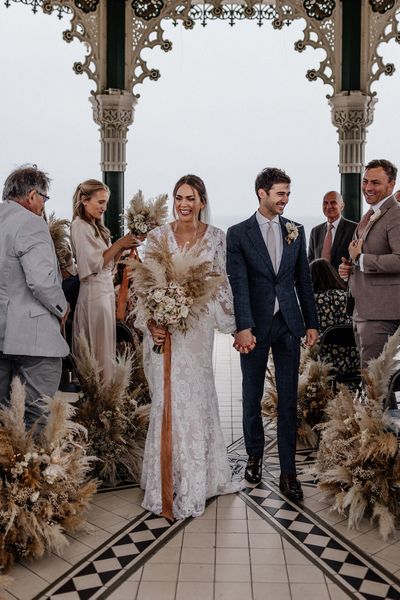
[125,190,169,236]
[132,233,223,352]
[117,190,169,321]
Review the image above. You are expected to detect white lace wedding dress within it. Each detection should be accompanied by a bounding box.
[136,224,242,519]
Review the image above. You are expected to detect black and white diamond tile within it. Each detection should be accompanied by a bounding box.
[32,511,185,600]
[241,480,400,599]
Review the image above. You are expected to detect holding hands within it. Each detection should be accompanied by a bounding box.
[233,329,257,354]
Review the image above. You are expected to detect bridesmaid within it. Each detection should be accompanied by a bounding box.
[71,179,138,383]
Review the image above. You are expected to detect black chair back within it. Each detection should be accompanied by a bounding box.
[318,324,361,388]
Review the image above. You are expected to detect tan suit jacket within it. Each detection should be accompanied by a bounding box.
[349,196,400,320]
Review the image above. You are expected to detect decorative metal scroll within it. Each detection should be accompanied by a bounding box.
[182,3,280,28]
[74,0,98,12]
[303,0,335,20]
[4,0,69,17]
[132,0,164,21]
[369,0,395,15]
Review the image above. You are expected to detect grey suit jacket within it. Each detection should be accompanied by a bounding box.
[0,201,69,357]
[349,196,400,320]
[308,217,357,271]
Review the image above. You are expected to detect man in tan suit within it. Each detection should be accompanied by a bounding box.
[339,159,400,370]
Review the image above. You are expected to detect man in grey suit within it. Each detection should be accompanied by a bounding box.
[227,168,319,501]
[339,159,400,370]
[308,191,357,271]
[0,166,69,427]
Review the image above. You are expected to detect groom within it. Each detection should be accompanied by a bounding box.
[226,167,318,501]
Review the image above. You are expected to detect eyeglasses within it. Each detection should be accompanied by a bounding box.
[36,190,50,203]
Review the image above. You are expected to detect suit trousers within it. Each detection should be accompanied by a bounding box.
[240,311,300,475]
[0,352,62,428]
[353,314,400,371]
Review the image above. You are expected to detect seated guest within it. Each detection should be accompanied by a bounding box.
[310,259,359,376]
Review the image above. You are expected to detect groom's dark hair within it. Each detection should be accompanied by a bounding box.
[255,168,291,199]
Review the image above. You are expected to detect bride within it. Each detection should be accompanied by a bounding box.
[136,174,241,519]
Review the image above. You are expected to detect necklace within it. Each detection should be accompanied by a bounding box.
[172,223,207,249]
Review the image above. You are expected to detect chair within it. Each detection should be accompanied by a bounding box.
[116,320,135,345]
[318,324,361,389]
[384,369,400,411]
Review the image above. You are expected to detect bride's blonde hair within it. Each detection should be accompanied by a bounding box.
[72,179,111,244]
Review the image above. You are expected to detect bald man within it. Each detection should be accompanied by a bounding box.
[308,191,357,271]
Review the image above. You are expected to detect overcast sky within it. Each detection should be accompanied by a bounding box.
[1,3,399,235]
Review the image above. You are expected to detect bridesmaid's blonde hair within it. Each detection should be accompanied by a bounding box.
[72,179,111,244]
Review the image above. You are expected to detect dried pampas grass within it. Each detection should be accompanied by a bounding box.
[73,336,150,486]
[132,233,223,335]
[125,190,168,236]
[315,329,400,540]
[48,213,74,271]
[0,379,97,573]
[262,347,334,447]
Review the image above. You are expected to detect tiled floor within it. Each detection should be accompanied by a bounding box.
[2,332,400,600]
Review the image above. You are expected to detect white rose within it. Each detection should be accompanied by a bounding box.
[180,305,189,318]
[152,289,166,303]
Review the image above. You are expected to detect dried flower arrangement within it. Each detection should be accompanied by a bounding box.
[131,233,223,351]
[73,336,150,486]
[125,190,169,236]
[48,213,74,272]
[315,329,400,540]
[262,347,334,447]
[0,379,97,573]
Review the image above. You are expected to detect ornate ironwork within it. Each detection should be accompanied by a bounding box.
[74,0,98,12]
[132,0,164,20]
[369,0,395,15]
[184,3,279,28]
[303,0,335,21]
[4,0,69,17]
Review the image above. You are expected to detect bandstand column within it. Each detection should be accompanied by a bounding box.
[329,91,377,223]
[90,91,137,240]
[89,0,136,241]
[330,0,377,222]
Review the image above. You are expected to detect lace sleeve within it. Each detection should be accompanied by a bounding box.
[211,228,236,334]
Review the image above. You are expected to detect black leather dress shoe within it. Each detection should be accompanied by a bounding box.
[244,456,263,484]
[279,473,304,501]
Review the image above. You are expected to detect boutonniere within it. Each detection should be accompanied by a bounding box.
[285,222,302,245]
[369,209,381,224]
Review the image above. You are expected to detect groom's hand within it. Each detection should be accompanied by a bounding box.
[233,329,256,353]
[305,328,319,347]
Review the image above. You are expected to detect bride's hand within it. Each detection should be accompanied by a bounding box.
[147,319,168,344]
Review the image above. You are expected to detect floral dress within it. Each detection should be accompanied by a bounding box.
[315,289,359,375]
[135,224,242,519]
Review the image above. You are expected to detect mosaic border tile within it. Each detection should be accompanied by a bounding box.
[240,480,400,599]
[31,510,191,600]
